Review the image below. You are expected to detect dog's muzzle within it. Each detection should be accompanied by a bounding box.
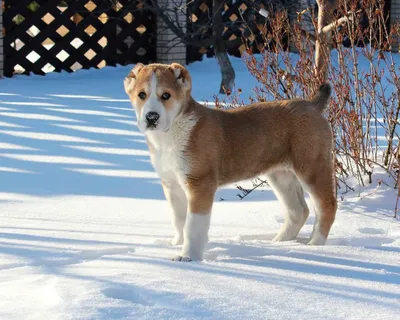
[145,111,160,128]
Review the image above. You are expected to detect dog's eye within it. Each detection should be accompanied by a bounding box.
[138,92,147,100]
[161,93,171,100]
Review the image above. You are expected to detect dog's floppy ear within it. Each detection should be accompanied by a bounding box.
[124,63,144,94]
[168,63,191,92]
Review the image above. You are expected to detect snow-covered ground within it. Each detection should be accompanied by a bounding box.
[1,57,399,320]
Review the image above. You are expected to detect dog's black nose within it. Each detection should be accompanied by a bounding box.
[145,112,160,125]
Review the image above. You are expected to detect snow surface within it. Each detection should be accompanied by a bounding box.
[1,57,400,320]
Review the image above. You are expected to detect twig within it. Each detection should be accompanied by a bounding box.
[237,179,268,200]
[320,10,362,35]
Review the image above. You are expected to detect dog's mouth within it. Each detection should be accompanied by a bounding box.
[145,123,170,133]
[146,123,169,132]
[146,123,158,130]
[145,118,160,130]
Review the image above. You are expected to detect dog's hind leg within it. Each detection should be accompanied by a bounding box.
[297,165,337,245]
[162,181,187,246]
[267,171,309,242]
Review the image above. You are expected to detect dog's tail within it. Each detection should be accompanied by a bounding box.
[310,83,332,111]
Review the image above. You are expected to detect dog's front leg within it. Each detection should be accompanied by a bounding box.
[172,179,216,262]
[162,181,188,246]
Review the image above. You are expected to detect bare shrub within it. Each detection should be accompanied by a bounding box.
[225,0,400,209]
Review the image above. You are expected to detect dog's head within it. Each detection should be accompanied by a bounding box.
[124,63,192,133]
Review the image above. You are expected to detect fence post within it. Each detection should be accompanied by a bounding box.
[0,0,3,78]
[156,1,187,65]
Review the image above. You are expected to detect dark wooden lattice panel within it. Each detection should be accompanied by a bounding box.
[112,0,156,67]
[221,1,260,57]
[3,0,156,77]
[187,0,275,64]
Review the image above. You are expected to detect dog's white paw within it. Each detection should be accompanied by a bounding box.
[308,236,326,245]
[272,231,297,242]
[171,234,183,246]
[308,229,327,245]
[171,255,192,262]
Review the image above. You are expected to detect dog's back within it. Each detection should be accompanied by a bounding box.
[186,84,333,186]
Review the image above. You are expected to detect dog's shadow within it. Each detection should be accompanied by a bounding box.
[204,233,294,261]
[202,236,400,287]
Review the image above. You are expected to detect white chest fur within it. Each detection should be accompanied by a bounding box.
[146,113,197,186]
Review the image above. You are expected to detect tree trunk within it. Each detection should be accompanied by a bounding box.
[314,0,336,84]
[213,0,235,94]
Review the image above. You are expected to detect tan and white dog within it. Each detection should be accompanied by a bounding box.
[124,62,337,262]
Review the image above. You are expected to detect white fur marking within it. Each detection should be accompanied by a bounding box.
[181,212,211,261]
[147,112,198,187]
[308,229,327,245]
[146,112,198,252]
[163,182,187,245]
[267,171,309,242]
[307,193,327,245]
[146,73,159,111]
[137,74,164,132]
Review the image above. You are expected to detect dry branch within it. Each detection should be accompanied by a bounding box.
[320,10,363,35]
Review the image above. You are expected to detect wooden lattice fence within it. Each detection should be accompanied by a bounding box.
[185,0,394,63]
[2,0,393,78]
[2,0,156,77]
